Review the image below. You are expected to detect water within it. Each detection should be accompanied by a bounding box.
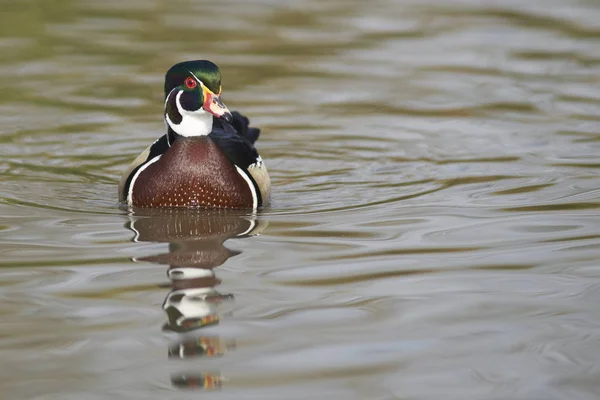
[2,0,600,398]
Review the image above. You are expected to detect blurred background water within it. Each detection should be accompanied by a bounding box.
[1,0,600,398]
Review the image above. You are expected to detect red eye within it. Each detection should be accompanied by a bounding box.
[184,77,197,89]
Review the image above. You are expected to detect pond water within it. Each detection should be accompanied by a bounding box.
[2,0,600,398]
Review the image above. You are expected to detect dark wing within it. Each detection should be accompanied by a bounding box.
[147,133,171,158]
[209,118,261,170]
[213,111,261,144]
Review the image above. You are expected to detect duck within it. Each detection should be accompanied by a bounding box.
[118,60,270,209]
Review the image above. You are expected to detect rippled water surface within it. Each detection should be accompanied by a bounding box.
[2,0,600,398]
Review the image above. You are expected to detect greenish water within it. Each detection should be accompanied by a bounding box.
[2,0,600,398]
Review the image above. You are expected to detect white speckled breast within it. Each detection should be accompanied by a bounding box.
[130,137,255,209]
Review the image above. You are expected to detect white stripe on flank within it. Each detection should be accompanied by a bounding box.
[127,155,162,206]
[235,165,258,210]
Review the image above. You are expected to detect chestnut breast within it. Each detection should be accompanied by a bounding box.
[131,137,254,208]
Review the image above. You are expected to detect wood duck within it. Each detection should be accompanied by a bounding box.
[119,60,270,209]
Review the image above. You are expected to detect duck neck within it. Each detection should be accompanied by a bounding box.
[164,90,214,138]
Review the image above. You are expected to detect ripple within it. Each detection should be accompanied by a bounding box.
[2,0,600,398]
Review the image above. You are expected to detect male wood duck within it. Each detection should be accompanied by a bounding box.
[119,60,270,209]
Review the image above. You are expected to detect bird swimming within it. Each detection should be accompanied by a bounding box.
[119,60,270,210]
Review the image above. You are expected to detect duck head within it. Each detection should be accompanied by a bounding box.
[164,60,233,137]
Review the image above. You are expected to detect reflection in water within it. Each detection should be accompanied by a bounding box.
[127,209,266,390]
[2,0,600,397]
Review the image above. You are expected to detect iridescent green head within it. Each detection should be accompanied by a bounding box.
[163,60,232,136]
[164,60,222,98]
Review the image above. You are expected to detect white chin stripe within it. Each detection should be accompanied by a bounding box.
[127,155,162,205]
[235,166,258,210]
[165,90,213,137]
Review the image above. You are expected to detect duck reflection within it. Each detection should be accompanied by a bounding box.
[127,209,266,390]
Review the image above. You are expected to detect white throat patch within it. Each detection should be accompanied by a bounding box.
[165,90,213,137]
